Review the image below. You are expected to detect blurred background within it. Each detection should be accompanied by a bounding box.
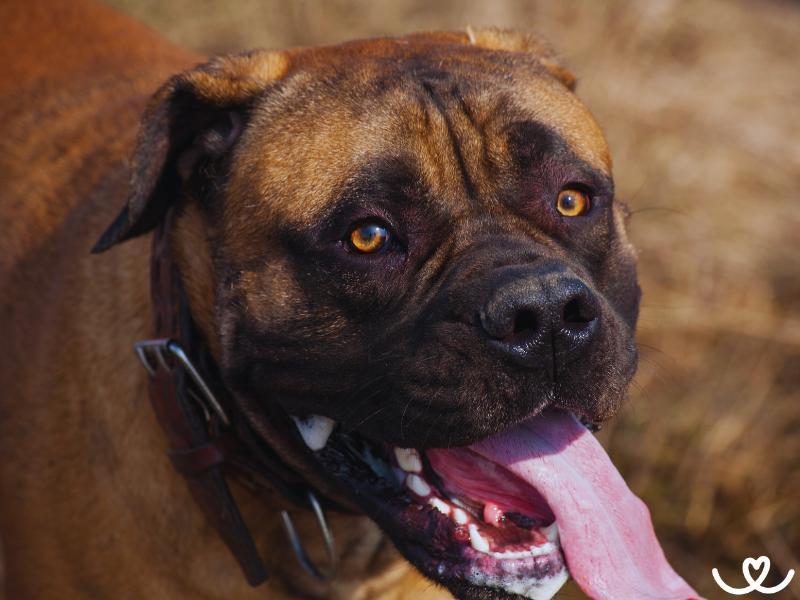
[107,1,800,597]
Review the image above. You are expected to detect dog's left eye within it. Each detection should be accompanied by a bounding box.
[348,222,392,254]
[556,188,591,217]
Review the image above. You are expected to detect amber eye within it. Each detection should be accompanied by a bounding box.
[556,189,591,217]
[348,222,391,254]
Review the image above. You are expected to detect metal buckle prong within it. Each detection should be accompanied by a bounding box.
[134,342,159,376]
[133,338,230,426]
[281,491,337,582]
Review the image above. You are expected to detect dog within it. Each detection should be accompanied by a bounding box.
[0,1,700,599]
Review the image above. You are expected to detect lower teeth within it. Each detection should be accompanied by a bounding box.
[329,435,563,586]
[428,497,451,515]
[487,542,557,560]
[469,523,491,552]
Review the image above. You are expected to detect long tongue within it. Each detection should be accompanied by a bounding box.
[467,410,701,600]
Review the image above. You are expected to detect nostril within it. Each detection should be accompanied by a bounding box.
[513,309,538,334]
[563,297,595,326]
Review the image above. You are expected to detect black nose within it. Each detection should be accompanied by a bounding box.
[479,267,599,367]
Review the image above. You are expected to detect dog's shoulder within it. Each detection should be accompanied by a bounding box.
[0,0,196,285]
[0,0,194,95]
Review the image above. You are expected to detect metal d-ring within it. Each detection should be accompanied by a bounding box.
[280,490,337,581]
[133,338,230,426]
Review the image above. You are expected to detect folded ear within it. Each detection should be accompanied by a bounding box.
[92,50,289,253]
[464,27,577,91]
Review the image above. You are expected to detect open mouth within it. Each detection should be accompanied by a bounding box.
[290,410,699,600]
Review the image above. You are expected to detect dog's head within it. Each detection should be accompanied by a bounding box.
[95,30,652,600]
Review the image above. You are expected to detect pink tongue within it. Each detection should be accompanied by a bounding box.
[467,410,701,600]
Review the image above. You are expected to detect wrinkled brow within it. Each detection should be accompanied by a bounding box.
[506,120,614,197]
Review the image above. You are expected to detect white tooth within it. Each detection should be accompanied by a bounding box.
[394,447,423,473]
[453,508,469,525]
[428,497,451,515]
[543,522,560,542]
[406,474,431,497]
[468,524,490,553]
[488,542,556,560]
[290,415,336,451]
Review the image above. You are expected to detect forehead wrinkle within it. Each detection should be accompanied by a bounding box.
[394,83,470,215]
[405,77,527,218]
[513,76,612,175]
[448,84,519,210]
[223,58,611,256]
[418,80,480,208]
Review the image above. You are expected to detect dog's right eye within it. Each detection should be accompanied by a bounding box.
[556,188,591,217]
[347,222,392,254]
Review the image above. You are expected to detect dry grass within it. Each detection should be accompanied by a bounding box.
[107,1,800,597]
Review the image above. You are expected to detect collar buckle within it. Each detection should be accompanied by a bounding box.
[134,338,230,426]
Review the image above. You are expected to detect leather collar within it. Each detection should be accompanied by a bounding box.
[134,211,340,585]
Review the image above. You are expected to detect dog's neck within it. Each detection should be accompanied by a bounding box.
[113,230,430,599]
[0,230,424,599]
[123,231,439,598]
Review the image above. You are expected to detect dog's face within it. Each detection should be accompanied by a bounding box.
[97,30,640,600]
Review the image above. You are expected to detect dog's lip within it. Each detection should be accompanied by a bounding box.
[285,409,699,600]
[288,412,572,600]
[234,399,363,512]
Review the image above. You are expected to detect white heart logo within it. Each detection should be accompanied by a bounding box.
[712,555,795,595]
[742,556,770,587]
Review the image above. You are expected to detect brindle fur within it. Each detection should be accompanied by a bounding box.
[0,1,639,598]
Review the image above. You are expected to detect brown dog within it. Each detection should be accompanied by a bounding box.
[0,1,700,599]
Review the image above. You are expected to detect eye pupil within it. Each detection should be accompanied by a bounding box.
[349,223,390,253]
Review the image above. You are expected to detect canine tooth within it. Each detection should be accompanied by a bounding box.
[543,522,559,543]
[406,474,431,497]
[394,447,422,473]
[468,524,490,553]
[428,497,451,515]
[290,415,336,451]
[453,508,469,525]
